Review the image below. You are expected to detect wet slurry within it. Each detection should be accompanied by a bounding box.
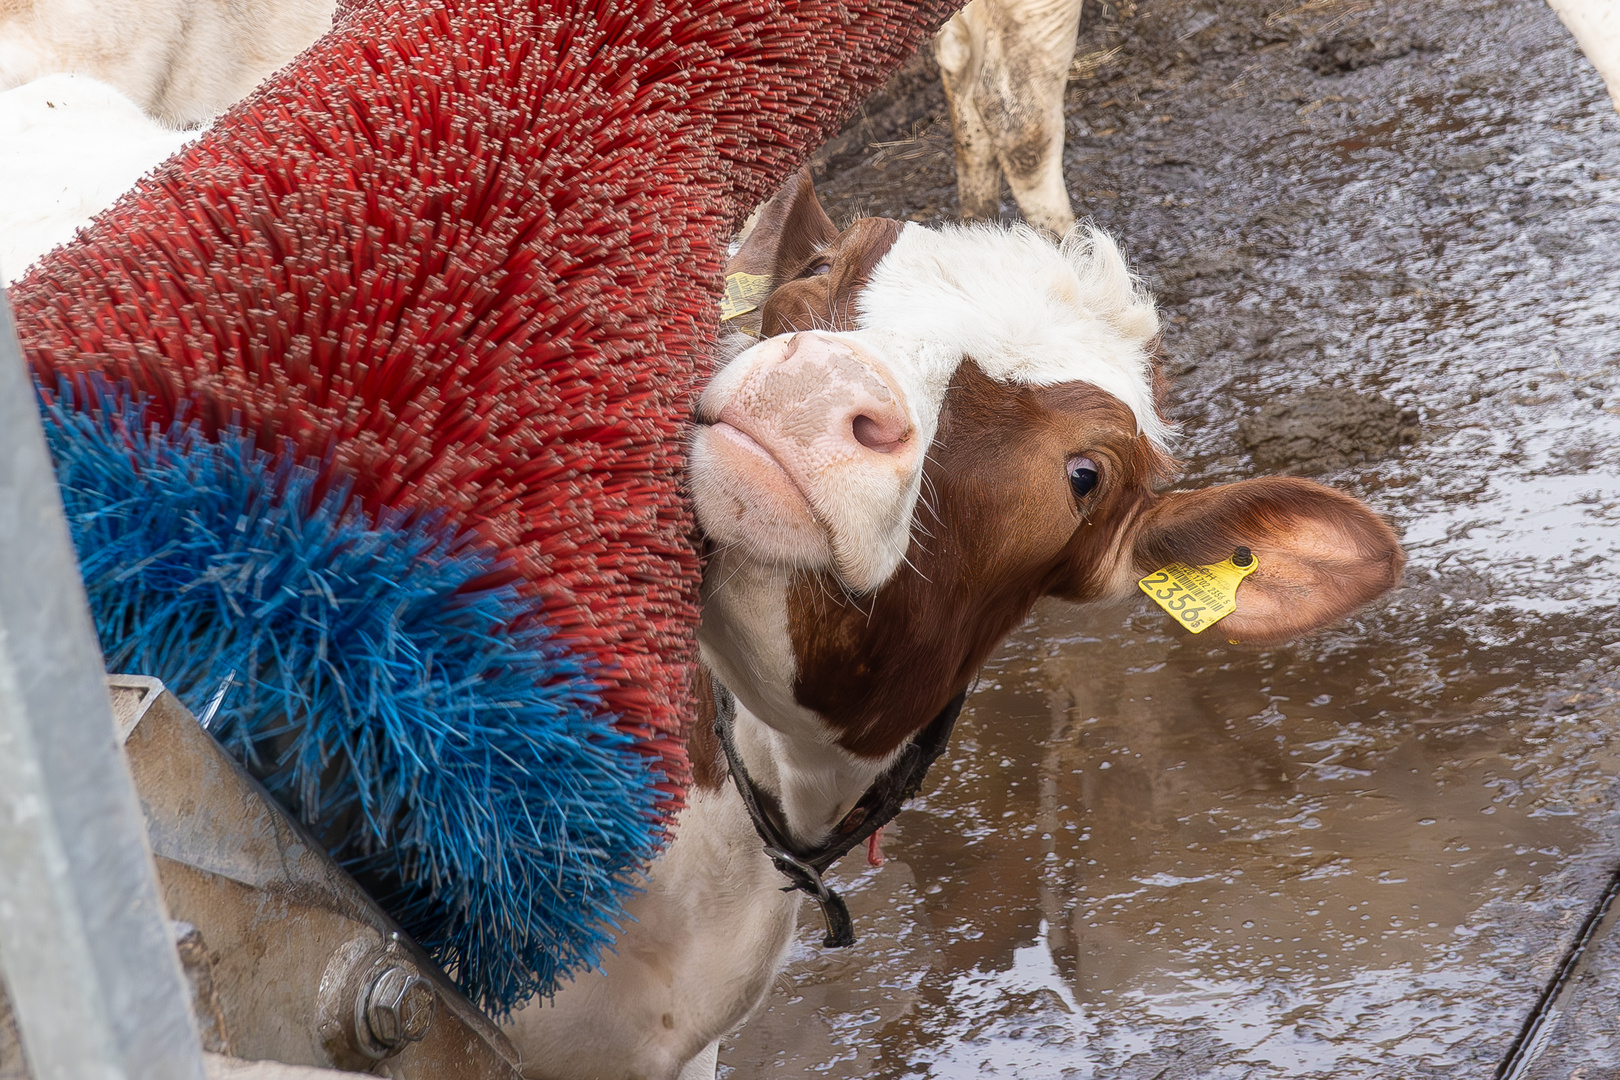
[722,0,1620,1076]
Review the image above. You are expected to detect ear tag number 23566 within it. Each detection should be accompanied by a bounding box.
[1137,548,1258,634]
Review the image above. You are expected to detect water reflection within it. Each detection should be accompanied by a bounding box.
[726,598,1618,1076]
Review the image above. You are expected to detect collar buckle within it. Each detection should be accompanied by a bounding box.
[763,845,855,947]
[711,676,966,950]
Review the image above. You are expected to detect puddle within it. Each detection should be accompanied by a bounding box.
[723,0,1620,1075]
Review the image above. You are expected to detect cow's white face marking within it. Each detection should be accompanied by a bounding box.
[690,222,1166,594]
[858,223,1168,443]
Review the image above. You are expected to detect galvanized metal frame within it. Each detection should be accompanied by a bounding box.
[0,286,207,1080]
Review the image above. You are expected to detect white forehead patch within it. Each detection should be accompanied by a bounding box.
[856,222,1172,450]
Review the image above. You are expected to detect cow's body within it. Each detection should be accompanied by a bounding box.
[0,73,196,280]
[934,0,1085,235]
[0,0,334,127]
[503,170,1403,1079]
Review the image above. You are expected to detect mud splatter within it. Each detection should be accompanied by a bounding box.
[1237,388,1420,474]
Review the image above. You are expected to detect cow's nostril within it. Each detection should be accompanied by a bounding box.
[852,413,907,453]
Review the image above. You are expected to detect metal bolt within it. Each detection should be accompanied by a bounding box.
[363,965,435,1049]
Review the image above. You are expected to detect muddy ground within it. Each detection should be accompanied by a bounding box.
[722,0,1620,1076]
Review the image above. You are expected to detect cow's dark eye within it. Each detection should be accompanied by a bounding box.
[1068,456,1100,499]
[810,262,832,276]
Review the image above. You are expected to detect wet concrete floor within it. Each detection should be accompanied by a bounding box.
[723,0,1620,1075]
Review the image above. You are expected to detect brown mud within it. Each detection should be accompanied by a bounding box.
[723,0,1620,1077]
[1238,388,1420,474]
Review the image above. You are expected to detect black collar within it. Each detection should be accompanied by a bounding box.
[712,678,967,948]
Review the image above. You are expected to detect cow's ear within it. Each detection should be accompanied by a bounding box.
[1121,477,1403,644]
[727,166,838,288]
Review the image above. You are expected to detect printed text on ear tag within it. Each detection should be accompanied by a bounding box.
[720,272,772,323]
[1138,548,1258,634]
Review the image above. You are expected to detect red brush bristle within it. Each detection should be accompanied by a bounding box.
[14,0,958,819]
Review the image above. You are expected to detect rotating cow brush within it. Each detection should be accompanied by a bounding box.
[13,0,957,1012]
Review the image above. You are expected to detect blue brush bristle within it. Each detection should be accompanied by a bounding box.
[42,381,664,1014]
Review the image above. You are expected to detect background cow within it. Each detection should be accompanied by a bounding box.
[0,0,334,127]
[502,169,1402,1078]
[0,74,195,280]
[934,0,1085,235]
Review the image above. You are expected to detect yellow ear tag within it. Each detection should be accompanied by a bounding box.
[1138,548,1258,634]
[719,272,772,323]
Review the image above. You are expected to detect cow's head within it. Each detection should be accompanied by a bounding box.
[690,170,1402,762]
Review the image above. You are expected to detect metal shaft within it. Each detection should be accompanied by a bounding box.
[0,287,206,1080]
[1495,861,1620,1080]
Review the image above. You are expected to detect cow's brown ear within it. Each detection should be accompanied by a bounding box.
[725,168,839,330]
[1123,477,1404,645]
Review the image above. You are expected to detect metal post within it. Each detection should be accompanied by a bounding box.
[0,287,207,1080]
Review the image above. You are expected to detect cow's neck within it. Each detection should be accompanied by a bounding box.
[698,550,900,848]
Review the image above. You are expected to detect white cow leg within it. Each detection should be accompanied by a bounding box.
[981,0,1082,235]
[950,109,1006,221]
[938,0,1082,231]
[1000,96,1076,236]
[936,4,1005,221]
[674,1039,721,1080]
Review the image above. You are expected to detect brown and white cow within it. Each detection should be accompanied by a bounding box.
[502,169,1402,1080]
